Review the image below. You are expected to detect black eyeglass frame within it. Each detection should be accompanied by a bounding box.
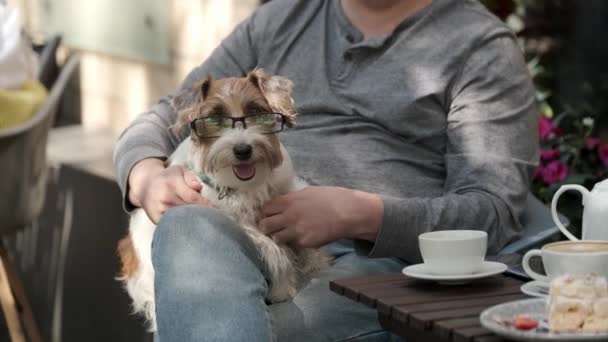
[189,112,287,138]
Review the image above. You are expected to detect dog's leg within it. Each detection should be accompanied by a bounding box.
[296,248,332,276]
[120,209,158,331]
[242,226,297,303]
[265,244,298,303]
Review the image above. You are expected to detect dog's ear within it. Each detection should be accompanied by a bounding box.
[247,68,297,127]
[171,76,212,132]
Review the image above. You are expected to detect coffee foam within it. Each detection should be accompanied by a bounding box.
[546,242,608,254]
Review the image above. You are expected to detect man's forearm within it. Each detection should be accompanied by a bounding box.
[112,98,186,212]
[363,189,525,263]
[347,190,384,242]
[128,158,165,208]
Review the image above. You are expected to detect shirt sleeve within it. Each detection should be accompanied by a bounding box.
[112,12,261,211]
[357,34,539,263]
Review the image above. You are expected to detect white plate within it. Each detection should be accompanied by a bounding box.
[520,280,549,298]
[480,298,608,341]
[401,261,507,285]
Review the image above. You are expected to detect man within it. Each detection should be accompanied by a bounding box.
[113,0,538,340]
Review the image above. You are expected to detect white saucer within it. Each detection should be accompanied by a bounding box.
[402,261,508,285]
[520,280,549,298]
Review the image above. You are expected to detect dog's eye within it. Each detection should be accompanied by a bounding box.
[246,105,266,115]
[193,116,227,136]
[255,113,274,125]
[248,113,284,133]
[207,116,232,128]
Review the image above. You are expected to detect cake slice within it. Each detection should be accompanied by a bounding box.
[548,273,608,333]
[583,298,608,333]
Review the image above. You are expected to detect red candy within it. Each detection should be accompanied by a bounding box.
[512,315,539,330]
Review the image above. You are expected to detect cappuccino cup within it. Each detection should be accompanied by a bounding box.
[418,230,487,275]
[522,241,608,283]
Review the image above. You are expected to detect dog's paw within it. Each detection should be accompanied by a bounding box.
[267,283,297,303]
[143,301,157,332]
[147,319,157,333]
[298,248,332,275]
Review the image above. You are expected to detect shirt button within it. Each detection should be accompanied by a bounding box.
[346,34,354,43]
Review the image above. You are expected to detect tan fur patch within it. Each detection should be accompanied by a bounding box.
[117,235,139,280]
[247,68,297,127]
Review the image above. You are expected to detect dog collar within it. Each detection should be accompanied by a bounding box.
[188,163,235,200]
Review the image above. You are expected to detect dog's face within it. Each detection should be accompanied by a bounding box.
[171,69,296,190]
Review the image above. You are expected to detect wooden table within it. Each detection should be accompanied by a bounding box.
[330,273,527,342]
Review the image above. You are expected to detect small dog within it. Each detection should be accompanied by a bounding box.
[117,69,329,331]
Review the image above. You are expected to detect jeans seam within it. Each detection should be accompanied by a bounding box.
[151,225,162,267]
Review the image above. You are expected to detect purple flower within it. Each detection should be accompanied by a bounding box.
[599,144,608,168]
[540,148,560,161]
[585,137,600,149]
[538,117,555,141]
[541,160,568,184]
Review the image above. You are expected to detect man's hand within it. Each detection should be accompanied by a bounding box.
[259,186,384,248]
[128,158,208,223]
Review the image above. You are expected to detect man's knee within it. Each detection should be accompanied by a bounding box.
[152,205,259,265]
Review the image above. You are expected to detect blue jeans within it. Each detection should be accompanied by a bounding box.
[152,206,404,342]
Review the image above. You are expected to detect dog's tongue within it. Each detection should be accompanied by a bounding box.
[233,163,256,180]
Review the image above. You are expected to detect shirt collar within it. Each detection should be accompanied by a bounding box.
[332,0,439,49]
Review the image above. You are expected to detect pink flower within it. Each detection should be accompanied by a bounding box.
[599,144,608,168]
[533,164,543,181]
[538,116,556,141]
[540,148,560,161]
[541,160,568,184]
[553,127,564,137]
[585,137,600,149]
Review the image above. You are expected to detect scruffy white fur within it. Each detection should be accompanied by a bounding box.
[123,132,329,331]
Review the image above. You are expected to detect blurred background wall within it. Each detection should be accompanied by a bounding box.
[7,0,258,136]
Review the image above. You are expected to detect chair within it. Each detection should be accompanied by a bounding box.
[0,54,80,342]
[35,35,62,90]
[499,192,570,255]
[35,35,82,127]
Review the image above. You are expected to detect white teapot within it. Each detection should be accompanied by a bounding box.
[551,179,608,241]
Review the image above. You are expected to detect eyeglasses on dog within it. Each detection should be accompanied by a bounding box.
[190,113,286,138]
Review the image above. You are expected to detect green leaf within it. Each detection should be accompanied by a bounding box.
[539,102,554,118]
[561,174,593,186]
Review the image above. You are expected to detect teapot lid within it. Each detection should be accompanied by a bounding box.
[593,178,608,191]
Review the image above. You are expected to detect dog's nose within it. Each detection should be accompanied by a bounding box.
[233,143,253,161]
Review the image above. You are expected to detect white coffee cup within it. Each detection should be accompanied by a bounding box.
[522,241,608,283]
[418,230,487,275]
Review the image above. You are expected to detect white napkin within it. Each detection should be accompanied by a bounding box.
[0,4,38,89]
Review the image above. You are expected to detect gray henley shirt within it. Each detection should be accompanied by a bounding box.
[113,0,539,263]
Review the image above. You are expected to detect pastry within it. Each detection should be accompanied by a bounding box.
[548,273,608,333]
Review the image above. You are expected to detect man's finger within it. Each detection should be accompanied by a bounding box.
[149,201,170,224]
[175,179,205,205]
[149,210,161,224]
[270,227,297,244]
[183,169,203,191]
[263,195,290,216]
[259,213,288,235]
